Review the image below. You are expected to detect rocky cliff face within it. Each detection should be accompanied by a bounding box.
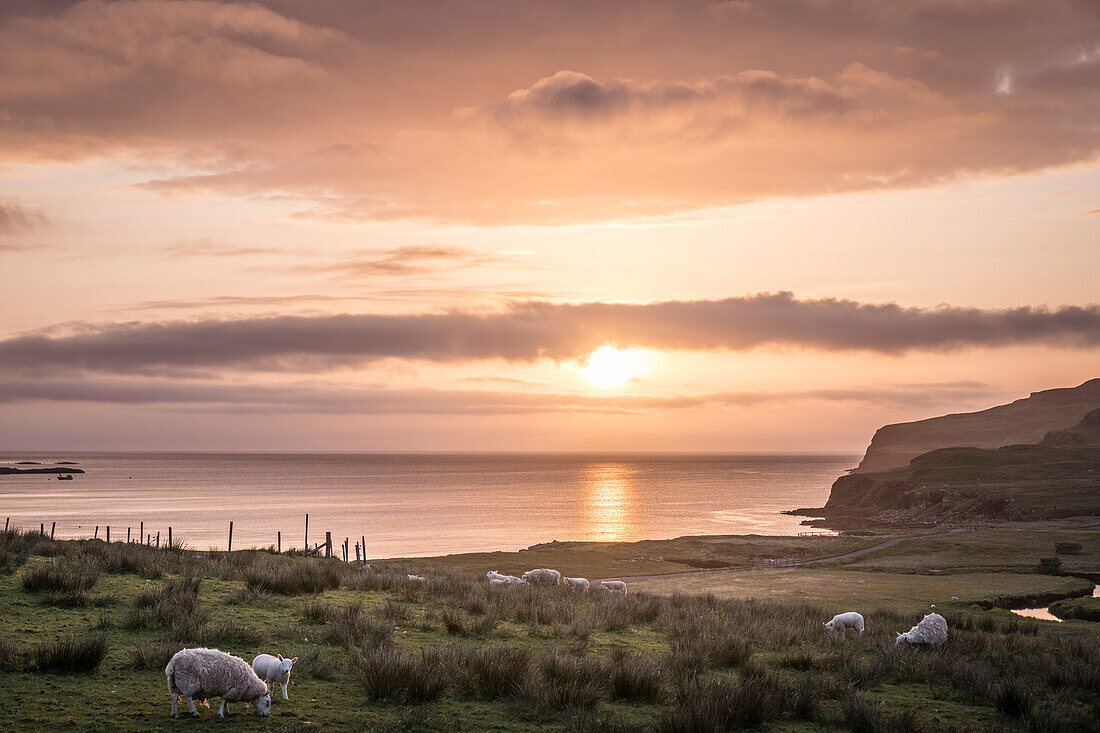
[852,379,1100,474]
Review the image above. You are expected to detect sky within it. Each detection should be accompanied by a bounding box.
[0,0,1098,452]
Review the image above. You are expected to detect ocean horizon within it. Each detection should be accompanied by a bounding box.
[0,452,857,557]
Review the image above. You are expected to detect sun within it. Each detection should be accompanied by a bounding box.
[583,346,647,388]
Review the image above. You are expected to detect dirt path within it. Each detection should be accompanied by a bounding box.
[601,536,910,583]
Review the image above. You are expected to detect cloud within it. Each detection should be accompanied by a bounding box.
[162,239,287,258]
[0,1,1098,223]
[1,292,1097,374]
[0,375,1003,415]
[0,200,47,233]
[296,246,500,279]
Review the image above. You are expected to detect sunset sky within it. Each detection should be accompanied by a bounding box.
[1,0,1098,451]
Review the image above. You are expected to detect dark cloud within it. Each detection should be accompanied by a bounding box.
[1,293,1097,374]
[0,201,46,234]
[0,375,1002,415]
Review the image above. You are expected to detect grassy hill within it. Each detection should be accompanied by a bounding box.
[852,379,1100,473]
[2,528,1099,731]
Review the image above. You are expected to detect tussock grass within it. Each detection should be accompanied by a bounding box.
[354,646,449,703]
[21,556,101,594]
[124,576,206,638]
[322,604,393,650]
[124,641,177,671]
[243,556,341,595]
[31,634,108,674]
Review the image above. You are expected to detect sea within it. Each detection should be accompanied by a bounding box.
[0,453,856,557]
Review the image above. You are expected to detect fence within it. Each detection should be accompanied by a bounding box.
[1,513,371,565]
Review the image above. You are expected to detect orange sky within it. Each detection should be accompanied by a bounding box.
[0,0,1098,451]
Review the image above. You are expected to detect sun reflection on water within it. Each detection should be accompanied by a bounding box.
[581,463,636,542]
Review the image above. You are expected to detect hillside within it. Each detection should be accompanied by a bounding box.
[852,378,1100,473]
[818,407,1100,524]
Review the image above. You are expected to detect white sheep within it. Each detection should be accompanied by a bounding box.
[166,648,271,719]
[563,577,589,591]
[407,574,425,582]
[521,568,562,586]
[487,570,524,583]
[895,612,948,646]
[596,580,628,594]
[823,611,865,636]
[252,653,297,701]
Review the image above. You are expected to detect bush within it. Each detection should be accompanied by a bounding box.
[989,679,1034,717]
[517,649,611,710]
[354,646,449,703]
[31,634,108,673]
[608,648,663,701]
[453,645,532,699]
[1036,556,1062,575]
[322,605,393,650]
[1054,542,1082,555]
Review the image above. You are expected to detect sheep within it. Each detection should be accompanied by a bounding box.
[486,570,524,583]
[596,580,628,594]
[823,611,865,636]
[563,577,590,591]
[896,612,948,646]
[407,574,425,582]
[166,648,271,719]
[252,653,297,701]
[521,568,562,586]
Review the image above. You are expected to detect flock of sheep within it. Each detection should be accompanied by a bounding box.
[163,567,946,719]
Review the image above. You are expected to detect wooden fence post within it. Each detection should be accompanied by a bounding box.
[156,531,160,548]
[127,527,131,543]
[325,532,332,558]
[94,526,99,540]
[140,522,143,545]
[106,526,110,543]
[40,522,45,536]
[304,514,309,552]
[50,522,55,540]
[355,542,360,564]
[228,521,233,552]
[362,535,366,565]
[277,531,281,554]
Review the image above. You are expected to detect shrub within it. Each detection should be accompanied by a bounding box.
[1036,556,1062,575]
[0,636,24,671]
[31,634,108,673]
[989,679,1034,717]
[299,600,338,623]
[518,649,611,710]
[1054,542,1082,555]
[354,646,449,703]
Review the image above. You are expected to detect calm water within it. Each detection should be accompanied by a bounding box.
[0,453,855,557]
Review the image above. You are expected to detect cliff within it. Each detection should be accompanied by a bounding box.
[852,378,1100,473]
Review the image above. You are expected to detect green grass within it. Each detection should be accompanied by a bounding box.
[0,528,1097,731]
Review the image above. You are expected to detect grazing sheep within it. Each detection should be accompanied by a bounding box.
[166,648,270,719]
[823,611,865,636]
[407,574,425,582]
[252,653,297,701]
[563,577,590,591]
[896,612,948,646]
[521,568,562,586]
[597,580,628,594]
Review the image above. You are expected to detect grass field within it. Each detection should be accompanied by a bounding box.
[0,528,1097,732]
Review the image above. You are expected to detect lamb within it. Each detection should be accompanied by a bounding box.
[407,574,425,582]
[563,577,590,591]
[252,653,297,701]
[896,612,948,646]
[521,568,562,586]
[489,576,527,586]
[166,648,271,719]
[487,570,524,583]
[596,580,628,594]
[823,611,865,636]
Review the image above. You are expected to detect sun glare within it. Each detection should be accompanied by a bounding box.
[583,346,647,388]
